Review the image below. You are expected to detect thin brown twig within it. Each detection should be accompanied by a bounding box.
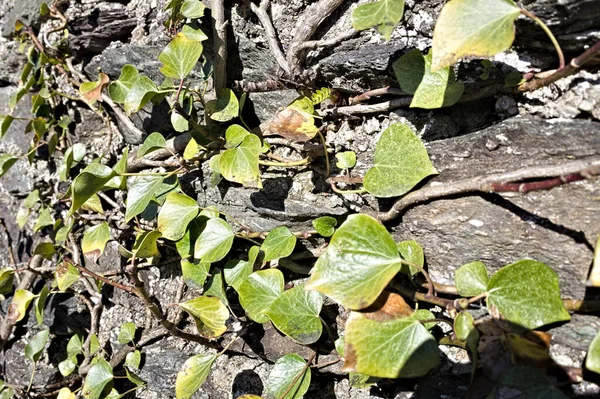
[350,86,408,104]
[212,0,228,91]
[297,29,358,52]
[250,0,290,75]
[374,159,600,222]
[325,97,412,116]
[0,218,17,267]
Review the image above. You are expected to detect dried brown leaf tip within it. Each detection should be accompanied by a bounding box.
[359,291,413,322]
[262,107,318,142]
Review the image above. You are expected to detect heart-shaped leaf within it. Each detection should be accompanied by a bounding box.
[224,246,259,290]
[108,65,139,104]
[335,151,357,169]
[159,32,203,80]
[431,0,521,71]
[261,226,297,262]
[158,191,199,241]
[82,358,113,399]
[81,222,111,263]
[306,214,402,310]
[455,261,489,297]
[7,289,36,323]
[79,73,110,104]
[125,350,141,369]
[312,216,337,238]
[25,328,49,363]
[238,269,284,323]
[117,322,136,345]
[137,132,167,158]
[55,261,80,291]
[181,259,210,289]
[175,354,216,399]
[343,301,438,378]
[194,218,234,263]
[454,311,475,341]
[180,0,205,19]
[69,164,116,216]
[397,240,424,276]
[487,260,570,330]
[352,0,405,41]
[178,295,229,338]
[124,76,161,115]
[265,285,323,345]
[219,133,262,188]
[125,175,165,222]
[206,88,239,122]
[364,123,438,198]
[0,154,19,178]
[266,354,311,399]
[132,230,161,259]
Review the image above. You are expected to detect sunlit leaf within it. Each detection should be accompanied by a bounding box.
[182,22,208,42]
[487,260,570,330]
[117,322,136,345]
[81,194,104,214]
[159,32,203,80]
[335,151,357,169]
[180,0,205,18]
[33,207,54,232]
[108,65,139,104]
[265,285,323,345]
[206,88,239,122]
[82,358,113,399]
[89,333,100,356]
[306,214,402,310]
[266,354,311,399]
[34,284,49,326]
[57,387,76,399]
[0,154,19,178]
[132,230,161,259]
[69,164,116,216]
[224,246,259,290]
[137,132,167,158]
[261,226,296,262]
[587,235,600,287]
[81,222,111,263]
[344,303,438,378]
[312,216,337,238]
[194,218,234,263]
[125,350,141,369]
[124,76,160,115]
[0,267,15,297]
[586,331,600,374]
[352,0,405,41]
[175,354,216,399]
[179,296,229,338]
[58,356,78,376]
[455,261,489,297]
[219,133,262,188]
[157,191,199,241]
[1,115,14,138]
[8,289,36,323]
[25,328,49,363]
[238,269,284,323]
[363,123,438,198]
[397,240,424,276]
[431,0,521,71]
[55,261,80,291]
[454,311,475,341]
[79,73,110,104]
[125,175,165,222]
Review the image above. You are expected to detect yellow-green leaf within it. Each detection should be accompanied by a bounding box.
[157,191,199,241]
[175,354,216,399]
[8,289,36,323]
[81,222,111,263]
[178,296,229,338]
[352,0,405,41]
[159,32,203,80]
[238,269,284,323]
[431,0,521,71]
[266,354,311,399]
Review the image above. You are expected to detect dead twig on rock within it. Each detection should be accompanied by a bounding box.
[212,0,228,91]
[250,0,290,75]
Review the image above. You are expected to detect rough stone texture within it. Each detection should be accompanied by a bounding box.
[391,116,600,300]
[0,0,599,398]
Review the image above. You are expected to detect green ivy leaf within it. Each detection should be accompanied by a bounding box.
[238,269,284,323]
[69,164,116,216]
[265,285,323,345]
[455,261,489,297]
[454,311,475,341]
[180,0,205,18]
[0,154,19,178]
[178,296,229,338]
[55,261,80,291]
[33,207,54,232]
[487,260,570,330]
[79,73,109,104]
[352,0,405,41]
[67,334,84,358]
[224,245,259,290]
[137,132,167,158]
[81,222,111,263]
[58,356,78,377]
[206,88,239,122]
[81,358,113,399]
[343,308,438,378]
[431,0,521,71]
[181,259,210,289]
[1,115,14,138]
[175,354,216,399]
[312,216,337,238]
[25,328,49,363]
[8,289,35,322]
[108,65,139,104]
[34,284,49,326]
[219,133,262,188]
[182,23,208,42]
[124,76,160,115]
[117,322,136,345]
[224,124,250,149]
[586,331,600,374]
[131,230,161,259]
[261,226,297,262]
[159,32,203,80]
[157,191,199,241]
[363,123,438,198]
[0,267,15,297]
[125,175,164,222]
[397,240,424,276]
[203,269,229,306]
[81,194,104,214]
[59,143,87,181]
[266,354,311,399]
[125,350,141,369]
[89,333,100,356]
[176,219,202,259]
[33,242,55,260]
[306,214,402,310]
[393,49,464,109]
[194,218,234,263]
[335,151,357,169]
